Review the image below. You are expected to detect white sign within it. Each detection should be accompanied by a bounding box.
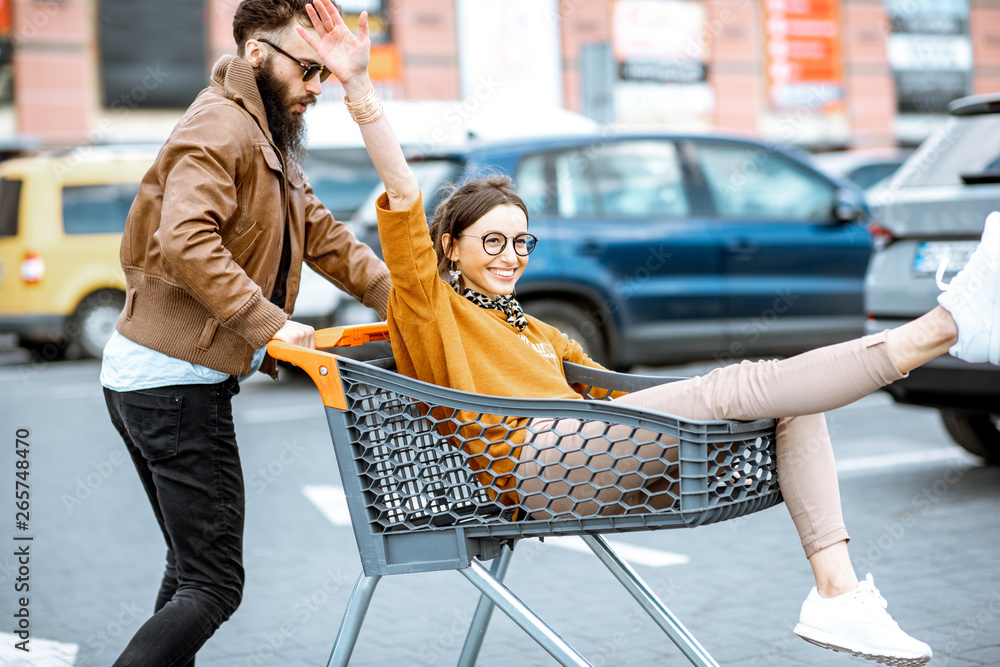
[455,0,563,110]
[888,33,973,71]
[337,0,381,13]
[614,81,715,126]
[612,0,709,61]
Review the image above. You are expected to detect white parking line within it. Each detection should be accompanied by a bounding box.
[542,535,689,567]
[836,447,977,475]
[241,404,325,423]
[303,484,352,525]
[0,633,78,666]
[302,484,689,568]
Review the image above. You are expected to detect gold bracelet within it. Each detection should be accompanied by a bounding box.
[344,87,384,125]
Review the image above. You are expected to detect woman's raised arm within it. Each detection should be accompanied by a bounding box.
[298,0,419,211]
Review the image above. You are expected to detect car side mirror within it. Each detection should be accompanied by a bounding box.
[834,188,868,223]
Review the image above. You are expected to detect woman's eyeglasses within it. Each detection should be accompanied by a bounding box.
[257,38,332,83]
[457,232,538,256]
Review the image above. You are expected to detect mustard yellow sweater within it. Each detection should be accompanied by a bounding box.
[377,193,607,504]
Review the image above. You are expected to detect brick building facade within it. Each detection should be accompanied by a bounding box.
[2,0,999,151]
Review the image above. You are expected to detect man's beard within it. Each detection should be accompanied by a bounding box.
[255,59,313,163]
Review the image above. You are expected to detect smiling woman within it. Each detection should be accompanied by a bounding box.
[445,204,531,297]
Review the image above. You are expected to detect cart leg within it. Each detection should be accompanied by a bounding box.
[456,544,515,667]
[459,559,592,667]
[326,572,382,667]
[580,534,720,667]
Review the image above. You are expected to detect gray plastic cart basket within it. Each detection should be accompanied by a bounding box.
[269,324,783,667]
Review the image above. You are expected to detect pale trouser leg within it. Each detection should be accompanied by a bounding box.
[519,332,904,557]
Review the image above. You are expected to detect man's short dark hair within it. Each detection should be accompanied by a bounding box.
[232,0,342,56]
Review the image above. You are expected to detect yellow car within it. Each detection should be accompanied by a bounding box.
[0,147,156,359]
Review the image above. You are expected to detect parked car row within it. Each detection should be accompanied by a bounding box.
[344,131,874,369]
[0,131,875,367]
[0,130,875,368]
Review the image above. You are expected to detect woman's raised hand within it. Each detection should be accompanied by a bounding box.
[298,0,370,88]
[300,0,418,209]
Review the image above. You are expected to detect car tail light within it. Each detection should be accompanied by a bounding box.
[21,253,45,283]
[868,222,894,251]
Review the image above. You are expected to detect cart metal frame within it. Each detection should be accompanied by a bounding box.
[269,324,783,666]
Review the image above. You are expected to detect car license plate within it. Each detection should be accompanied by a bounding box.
[912,241,978,276]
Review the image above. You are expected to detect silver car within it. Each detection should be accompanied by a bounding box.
[865,92,1000,462]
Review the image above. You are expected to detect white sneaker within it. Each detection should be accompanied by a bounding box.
[937,210,1000,364]
[793,574,932,666]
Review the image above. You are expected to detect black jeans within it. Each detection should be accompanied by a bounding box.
[104,377,244,667]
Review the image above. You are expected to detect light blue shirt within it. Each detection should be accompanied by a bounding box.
[100,330,267,392]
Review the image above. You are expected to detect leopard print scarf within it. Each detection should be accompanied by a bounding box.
[458,287,528,332]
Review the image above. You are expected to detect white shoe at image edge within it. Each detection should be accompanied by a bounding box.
[793,573,932,666]
[937,210,1000,365]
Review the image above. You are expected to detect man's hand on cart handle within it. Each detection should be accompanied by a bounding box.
[272,320,316,349]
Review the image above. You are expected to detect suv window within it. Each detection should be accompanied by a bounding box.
[349,159,462,226]
[62,183,140,235]
[695,142,836,221]
[0,178,22,238]
[890,114,1000,188]
[520,140,690,219]
[514,152,553,216]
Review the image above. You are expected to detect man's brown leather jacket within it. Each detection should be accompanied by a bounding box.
[117,56,390,376]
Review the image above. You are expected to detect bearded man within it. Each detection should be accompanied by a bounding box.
[99,1,389,664]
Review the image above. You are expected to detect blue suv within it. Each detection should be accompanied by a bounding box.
[344,132,871,369]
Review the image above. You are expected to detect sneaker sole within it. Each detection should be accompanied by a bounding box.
[793,623,931,667]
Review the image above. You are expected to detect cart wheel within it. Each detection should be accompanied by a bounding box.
[69,289,126,359]
[523,299,609,367]
[940,409,1000,465]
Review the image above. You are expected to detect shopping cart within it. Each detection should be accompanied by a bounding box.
[268,323,783,667]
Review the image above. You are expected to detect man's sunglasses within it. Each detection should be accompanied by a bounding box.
[257,38,331,83]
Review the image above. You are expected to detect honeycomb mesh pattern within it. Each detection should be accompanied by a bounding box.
[335,359,782,539]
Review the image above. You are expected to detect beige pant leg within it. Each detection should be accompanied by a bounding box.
[518,332,904,557]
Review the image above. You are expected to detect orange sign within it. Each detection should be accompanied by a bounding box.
[368,44,400,82]
[0,0,10,35]
[763,0,846,112]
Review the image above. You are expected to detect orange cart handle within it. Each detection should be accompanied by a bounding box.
[313,322,391,349]
[266,322,390,410]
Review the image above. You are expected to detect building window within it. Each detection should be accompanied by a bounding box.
[98,0,207,109]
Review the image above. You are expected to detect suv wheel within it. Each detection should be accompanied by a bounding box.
[69,289,126,359]
[522,299,609,367]
[939,409,1000,464]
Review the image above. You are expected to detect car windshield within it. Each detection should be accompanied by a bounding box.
[351,159,463,226]
[890,114,1000,188]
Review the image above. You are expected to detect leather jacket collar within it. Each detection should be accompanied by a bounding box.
[211,55,274,148]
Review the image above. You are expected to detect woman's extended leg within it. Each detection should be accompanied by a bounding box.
[604,331,933,664]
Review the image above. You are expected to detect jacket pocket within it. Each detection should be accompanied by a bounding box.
[223,220,262,262]
[259,143,283,174]
[119,391,183,462]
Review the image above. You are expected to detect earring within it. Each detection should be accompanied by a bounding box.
[448,261,461,288]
